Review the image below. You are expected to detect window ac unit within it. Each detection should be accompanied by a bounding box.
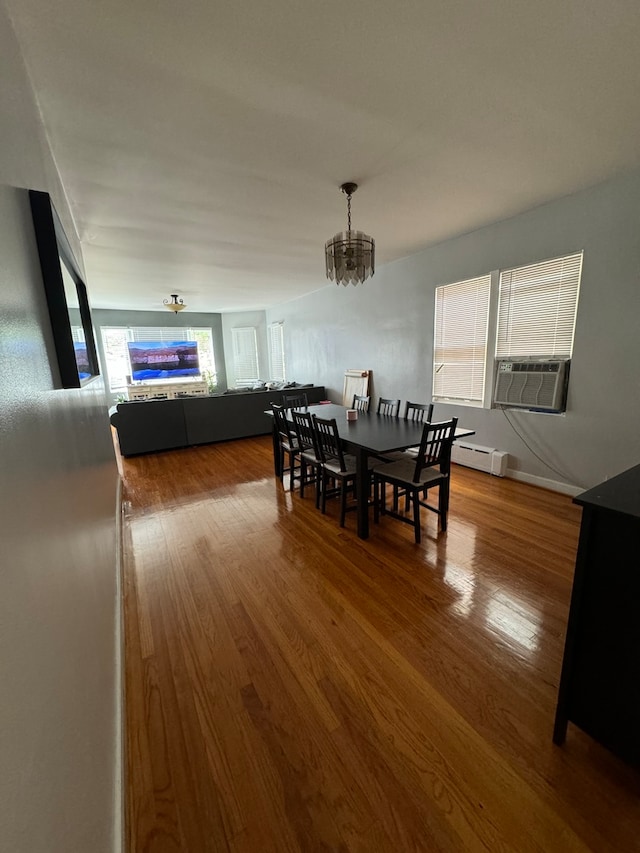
[493,358,570,413]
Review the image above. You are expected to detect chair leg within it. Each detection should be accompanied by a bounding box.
[373,477,380,522]
[380,478,387,517]
[438,480,450,531]
[288,452,296,491]
[320,470,327,514]
[315,466,322,510]
[339,479,347,527]
[412,488,421,544]
[299,460,307,498]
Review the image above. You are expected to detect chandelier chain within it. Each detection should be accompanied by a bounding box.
[347,192,352,232]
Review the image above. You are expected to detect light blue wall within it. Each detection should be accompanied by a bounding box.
[0,5,119,851]
[268,171,640,491]
[221,310,269,387]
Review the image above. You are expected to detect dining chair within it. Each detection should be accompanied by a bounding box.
[352,394,370,412]
[372,418,458,543]
[312,415,370,527]
[376,397,401,416]
[405,401,434,423]
[291,409,322,508]
[381,400,435,463]
[282,391,309,409]
[270,403,300,491]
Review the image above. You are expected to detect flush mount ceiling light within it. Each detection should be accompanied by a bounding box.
[325,182,375,286]
[164,293,186,313]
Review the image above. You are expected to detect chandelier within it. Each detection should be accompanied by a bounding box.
[325,182,375,286]
[163,293,186,313]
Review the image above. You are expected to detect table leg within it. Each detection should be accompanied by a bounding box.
[355,446,369,539]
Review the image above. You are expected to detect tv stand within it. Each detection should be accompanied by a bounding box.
[126,379,208,400]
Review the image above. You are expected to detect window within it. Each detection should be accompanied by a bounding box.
[231,327,260,386]
[433,275,491,405]
[432,252,583,408]
[101,328,131,391]
[268,322,285,382]
[496,252,582,358]
[100,326,217,392]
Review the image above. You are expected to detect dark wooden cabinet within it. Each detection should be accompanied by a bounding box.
[554,464,640,765]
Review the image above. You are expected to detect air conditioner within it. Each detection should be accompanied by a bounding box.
[493,358,569,413]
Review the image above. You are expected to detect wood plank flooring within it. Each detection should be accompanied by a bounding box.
[121,436,640,852]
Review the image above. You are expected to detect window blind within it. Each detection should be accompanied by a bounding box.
[433,275,491,403]
[496,252,582,358]
[268,322,285,382]
[128,327,194,343]
[231,327,260,385]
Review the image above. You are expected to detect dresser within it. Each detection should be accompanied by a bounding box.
[554,464,640,765]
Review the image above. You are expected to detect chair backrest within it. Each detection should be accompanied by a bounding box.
[404,401,434,423]
[281,391,309,409]
[412,418,458,482]
[271,403,295,446]
[291,410,318,457]
[352,394,370,412]
[377,397,401,416]
[312,415,348,472]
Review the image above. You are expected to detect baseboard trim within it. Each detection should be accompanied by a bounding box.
[114,474,125,853]
[506,468,583,497]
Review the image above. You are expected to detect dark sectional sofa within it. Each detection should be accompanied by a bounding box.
[109,385,328,456]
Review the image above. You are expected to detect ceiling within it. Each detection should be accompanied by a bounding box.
[7,0,640,313]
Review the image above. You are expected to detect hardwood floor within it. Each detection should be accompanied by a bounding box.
[122,436,640,852]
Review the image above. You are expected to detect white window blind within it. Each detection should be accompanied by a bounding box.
[101,328,130,391]
[268,322,285,382]
[433,274,491,403]
[231,327,259,386]
[496,252,582,358]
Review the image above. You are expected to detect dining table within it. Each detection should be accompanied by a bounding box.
[268,403,475,540]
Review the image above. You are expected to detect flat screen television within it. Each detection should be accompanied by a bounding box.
[127,340,200,381]
[73,341,91,380]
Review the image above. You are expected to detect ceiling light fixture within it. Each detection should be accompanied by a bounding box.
[325,182,375,286]
[164,293,186,313]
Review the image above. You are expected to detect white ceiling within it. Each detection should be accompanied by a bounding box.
[7,0,640,313]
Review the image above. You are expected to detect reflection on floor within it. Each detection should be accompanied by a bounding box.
[122,435,640,852]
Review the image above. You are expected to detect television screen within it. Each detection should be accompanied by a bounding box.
[73,341,91,380]
[127,340,200,381]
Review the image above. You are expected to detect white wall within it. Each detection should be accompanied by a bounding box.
[0,8,120,852]
[267,171,640,491]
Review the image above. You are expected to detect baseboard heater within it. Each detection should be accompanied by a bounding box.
[451,442,508,477]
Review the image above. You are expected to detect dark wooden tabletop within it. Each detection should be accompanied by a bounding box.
[287,403,474,454]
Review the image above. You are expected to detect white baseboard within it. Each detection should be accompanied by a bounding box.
[114,475,125,853]
[506,468,583,497]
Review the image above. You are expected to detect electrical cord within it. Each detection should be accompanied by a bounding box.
[499,407,585,488]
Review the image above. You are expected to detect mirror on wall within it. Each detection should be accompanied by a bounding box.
[29,189,99,388]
